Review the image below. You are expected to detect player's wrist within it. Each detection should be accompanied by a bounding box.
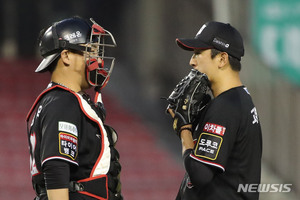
[180,129,194,152]
[178,125,193,138]
[180,127,192,133]
[181,124,192,129]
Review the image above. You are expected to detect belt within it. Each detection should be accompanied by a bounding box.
[70,179,123,200]
[34,177,122,200]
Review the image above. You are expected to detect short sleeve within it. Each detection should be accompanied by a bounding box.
[39,90,81,166]
[191,94,241,172]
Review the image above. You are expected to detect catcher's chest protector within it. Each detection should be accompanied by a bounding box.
[27,84,121,199]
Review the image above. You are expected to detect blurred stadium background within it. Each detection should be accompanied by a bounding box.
[0,0,299,199]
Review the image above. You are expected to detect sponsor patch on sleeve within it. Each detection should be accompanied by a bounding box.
[59,132,78,160]
[203,122,226,136]
[58,121,78,136]
[194,133,222,160]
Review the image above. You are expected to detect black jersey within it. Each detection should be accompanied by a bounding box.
[177,86,262,200]
[27,83,122,200]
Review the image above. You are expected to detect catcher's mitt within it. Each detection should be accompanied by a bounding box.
[166,69,211,136]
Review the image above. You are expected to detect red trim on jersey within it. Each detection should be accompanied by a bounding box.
[94,91,100,103]
[26,84,106,179]
[77,175,108,200]
[32,171,42,177]
[190,154,225,172]
[78,191,107,200]
[77,174,107,183]
[72,91,106,178]
[26,85,62,121]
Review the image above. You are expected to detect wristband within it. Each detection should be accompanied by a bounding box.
[178,127,193,138]
[180,127,193,133]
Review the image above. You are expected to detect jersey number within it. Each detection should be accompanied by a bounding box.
[30,132,40,176]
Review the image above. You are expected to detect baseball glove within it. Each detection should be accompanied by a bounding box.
[166,69,211,136]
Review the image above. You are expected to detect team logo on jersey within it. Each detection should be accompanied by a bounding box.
[194,133,222,160]
[203,122,226,136]
[59,132,78,160]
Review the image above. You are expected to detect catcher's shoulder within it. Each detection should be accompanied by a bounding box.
[41,88,80,109]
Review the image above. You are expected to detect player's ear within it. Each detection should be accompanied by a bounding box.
[60,50,71,66]
[218,52,229,69]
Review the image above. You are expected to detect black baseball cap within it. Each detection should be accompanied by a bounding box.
[176,21,244,60]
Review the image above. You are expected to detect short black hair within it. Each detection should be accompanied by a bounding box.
[47,55,60,73]
[211,49,241,71]
[47,49,84,73]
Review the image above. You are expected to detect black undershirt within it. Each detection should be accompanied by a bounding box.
[183,149,215,187]
[43,160,70,189]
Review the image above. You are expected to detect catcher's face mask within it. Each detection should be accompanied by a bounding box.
[85,19,117,89]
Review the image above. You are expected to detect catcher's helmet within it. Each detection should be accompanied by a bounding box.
[36,17,117,88]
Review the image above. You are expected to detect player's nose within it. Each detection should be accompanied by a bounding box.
[189,54,197,68]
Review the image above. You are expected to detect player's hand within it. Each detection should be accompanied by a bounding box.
[167,107,193,137]
[167,108,175,118]
[167,108,193,138]
[165,69,211,136]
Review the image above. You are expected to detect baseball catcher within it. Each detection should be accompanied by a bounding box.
[26,17,122,200]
